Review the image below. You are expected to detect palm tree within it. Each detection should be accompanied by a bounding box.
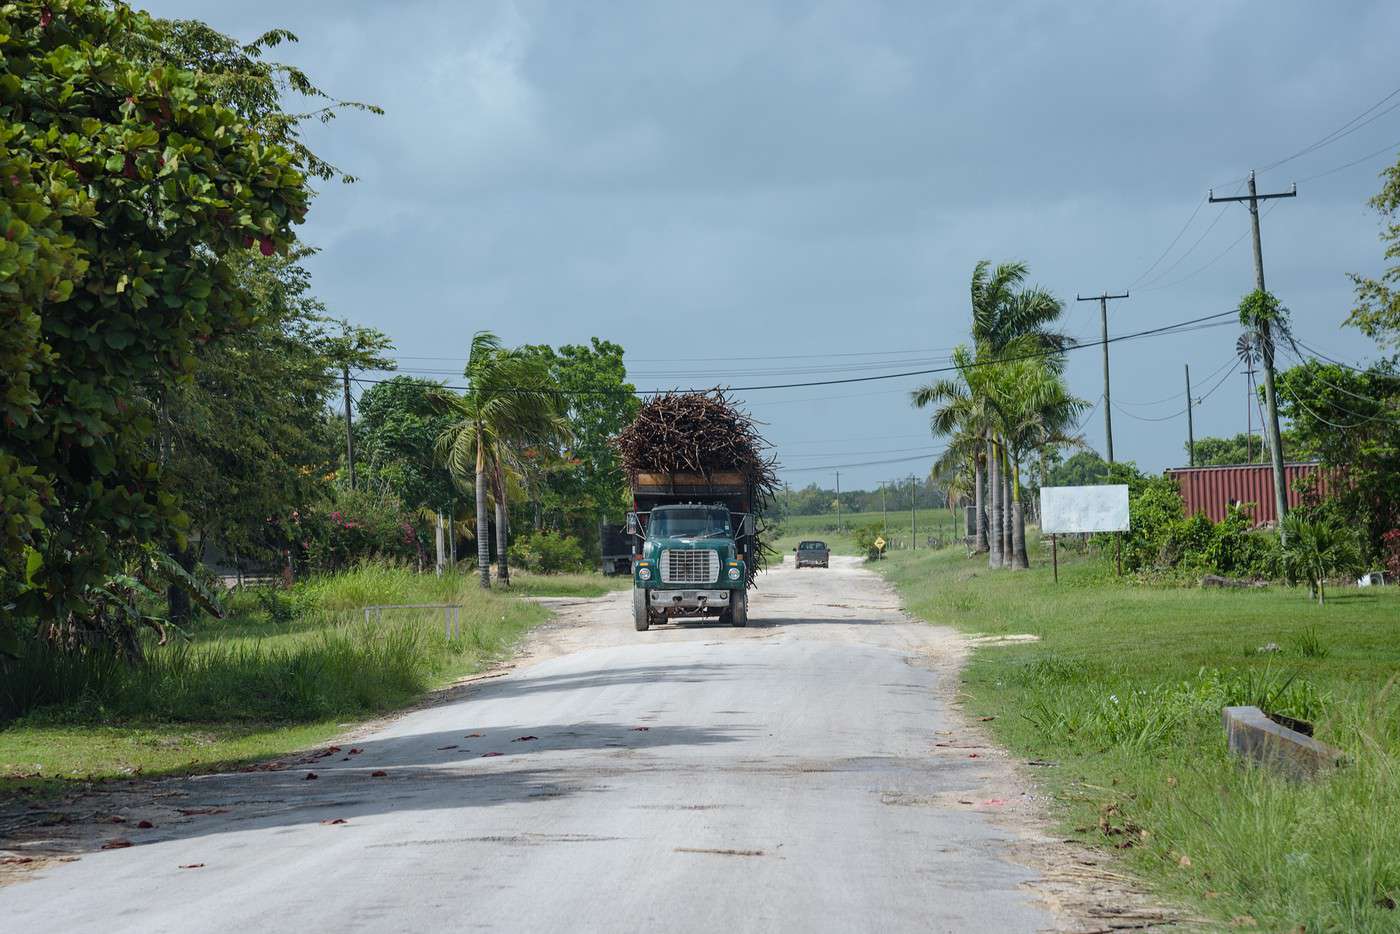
[913,346,996,556]
[966,261,1068,567]
[433,332,568,589]
[987,348,1087,568]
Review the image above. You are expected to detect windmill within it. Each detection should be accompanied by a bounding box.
[1235,332,1263,464]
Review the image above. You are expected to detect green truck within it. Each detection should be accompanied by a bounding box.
[627,470,758,631]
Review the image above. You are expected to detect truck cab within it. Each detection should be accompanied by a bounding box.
[630,503,750,631]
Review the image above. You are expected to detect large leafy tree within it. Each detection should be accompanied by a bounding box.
[1,2,314,643]
[1348,155,1400,349]
[355,375,464,517]
[158,255,340,581]
[434,333,569,588]
[520,339,639,541]
[1274,359,1399,560]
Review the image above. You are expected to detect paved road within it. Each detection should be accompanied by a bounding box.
[2,557,1058,933]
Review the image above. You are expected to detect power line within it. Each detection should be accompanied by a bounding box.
[781,450,947,474]
[1116,353,1237,407]
[351,309,1239,398]
[1127,196,1208,289]
[1256,83,1400,176]
[1297,137,1400,184]
[1138,201,1280,293]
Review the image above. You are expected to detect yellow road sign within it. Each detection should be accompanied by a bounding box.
[873,536,886,551]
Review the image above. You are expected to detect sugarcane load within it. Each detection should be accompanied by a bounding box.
[615,391,778,631]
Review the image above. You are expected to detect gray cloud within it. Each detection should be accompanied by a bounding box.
[144,0,1399,486]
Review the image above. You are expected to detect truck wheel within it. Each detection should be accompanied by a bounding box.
[730,590,748,627]
[633,588,650,632]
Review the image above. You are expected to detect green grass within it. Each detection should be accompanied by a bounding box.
[0,566,550,795]
[874,539,1400,932]
[774,510,963,557]
[506,569,632,597]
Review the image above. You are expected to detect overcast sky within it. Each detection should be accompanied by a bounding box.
[147,0,1399,490]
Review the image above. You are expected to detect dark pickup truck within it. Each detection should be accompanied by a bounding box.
[794,540,830,568]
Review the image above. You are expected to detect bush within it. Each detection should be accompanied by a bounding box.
[851,523,884,559]
[290,489,422,574]
[508,529,587,574]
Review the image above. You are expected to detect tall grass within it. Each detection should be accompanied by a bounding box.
[1,566,546,725]
[878,541,1400,932]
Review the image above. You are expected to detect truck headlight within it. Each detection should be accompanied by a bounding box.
[727,566,741,581]
[638,566,652,581]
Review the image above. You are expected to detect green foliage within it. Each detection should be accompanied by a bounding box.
[1280,513,1364,605]
[355,375,463,514]
[520,339,639,534]
[0,566,543,725]
[1274,359,1399,560]
[289,488,421,574]
[0,1,333,646]
[851,523,884,558]
[1347,151,1400,349]
[1188,430,1301,466]
[1045,450,1109,486]
[160,253,341,568]
[507,529,588,574]
[1100,462,1282,578]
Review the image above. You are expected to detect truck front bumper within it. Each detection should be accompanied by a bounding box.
[649,589,731,609]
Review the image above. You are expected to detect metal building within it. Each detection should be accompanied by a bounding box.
[1165,463,1343,524]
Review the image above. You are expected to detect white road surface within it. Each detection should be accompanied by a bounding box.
[2,556,1068,932]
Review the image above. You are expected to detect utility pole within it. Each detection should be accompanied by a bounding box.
[341,366,356,490]
[1210,171,1296,532]
[1075,291,1129,462]
[834,470,841,532]
[881,481,887,536]
[910,474,917,550]
[1185,364,1195,467]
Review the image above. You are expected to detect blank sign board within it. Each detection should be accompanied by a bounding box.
[1040,485,1130,534]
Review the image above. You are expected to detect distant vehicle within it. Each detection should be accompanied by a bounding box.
[795,540,830,568]
[599,523,633,575]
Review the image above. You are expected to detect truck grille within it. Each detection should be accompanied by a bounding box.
[660,549,719,584]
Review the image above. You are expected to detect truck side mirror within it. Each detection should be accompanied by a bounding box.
[626,512,640,536]
[742,514,755,537]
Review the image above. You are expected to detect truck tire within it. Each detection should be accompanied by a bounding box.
[633,588,650,632]
[730,590,748,627]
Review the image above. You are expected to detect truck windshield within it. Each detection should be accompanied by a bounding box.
[648,508,730,539]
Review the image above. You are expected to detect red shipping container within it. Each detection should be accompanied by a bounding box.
[1165,463,1343,525]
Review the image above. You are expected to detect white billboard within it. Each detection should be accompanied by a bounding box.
[1040,485,1130,534]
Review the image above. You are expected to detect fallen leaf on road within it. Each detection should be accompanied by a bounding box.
[320,818,347,826]
[631,727,650,732]
[349,748,363,755]
[512,736,538,742]
[957,800,974,805]
[1,857,35,865]
[464,733,482,738]
[967,753,980,758]
[179,863,205,870]
[370,770,387,778]
[176,807,228,816]
[102,839,133,850]
[136,820,154,829]
[436,745,458,750]
[481,752,502,758]
[978,716,996,721]
[109,815,127,824]
[303,772,318,781]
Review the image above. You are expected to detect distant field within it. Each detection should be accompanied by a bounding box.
[776,510,963,554]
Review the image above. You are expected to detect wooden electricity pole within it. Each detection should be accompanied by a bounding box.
[341,366,356,491]
[834,470,841,532]
[1209,171,1296,533]
[1185,364,1196,467]
[1075,291,1129,462]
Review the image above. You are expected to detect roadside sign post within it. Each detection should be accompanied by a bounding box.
[1039,485,1131,581]
[873,536,886,560]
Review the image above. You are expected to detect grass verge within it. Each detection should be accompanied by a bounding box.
[876,539,1400,933]
[0,566,550,796]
